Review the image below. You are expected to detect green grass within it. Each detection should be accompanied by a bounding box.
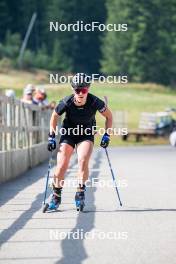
[1,70,176,146]
[45,82,176,128]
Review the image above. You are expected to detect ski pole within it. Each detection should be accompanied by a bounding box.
[43,151,53,205]
[104,148,122,206]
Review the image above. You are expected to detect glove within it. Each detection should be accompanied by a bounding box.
[47,132,56,151]
[100,133,110,148]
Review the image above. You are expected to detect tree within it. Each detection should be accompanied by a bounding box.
[101,0,176,86]
[46,0,106,73]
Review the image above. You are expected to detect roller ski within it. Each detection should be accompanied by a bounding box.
[43,185,62,213]
[75,184,86,212]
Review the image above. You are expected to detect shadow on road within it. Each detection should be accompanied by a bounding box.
[0,154,77,248]
[0,192,44,248]
[0,162,48,208]
[55,150,103,264]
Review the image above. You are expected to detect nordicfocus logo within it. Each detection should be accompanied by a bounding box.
[58,126,128,137]
[49,229,128,240]
[48,177,128,189]
[49,74,128,84]
[50,21,128,32]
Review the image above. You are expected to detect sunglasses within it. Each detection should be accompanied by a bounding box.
[74,87,88,94]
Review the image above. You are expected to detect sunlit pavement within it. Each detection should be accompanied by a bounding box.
[0,146,176,264]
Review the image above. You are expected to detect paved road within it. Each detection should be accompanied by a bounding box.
[0,146,176,264]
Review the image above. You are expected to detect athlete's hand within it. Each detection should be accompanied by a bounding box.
[100,133,110,148]
[47,132,56,151]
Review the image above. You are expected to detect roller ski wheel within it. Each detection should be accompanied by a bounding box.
[75,185,85,212]
[76,203,84,212]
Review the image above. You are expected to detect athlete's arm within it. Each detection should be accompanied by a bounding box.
[49,110,60,134]
[100,107,113,134]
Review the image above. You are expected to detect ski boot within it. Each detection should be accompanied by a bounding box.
[75,184,86,212]
[43,185,62,213]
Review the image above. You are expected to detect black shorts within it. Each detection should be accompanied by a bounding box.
[59,134,94,149]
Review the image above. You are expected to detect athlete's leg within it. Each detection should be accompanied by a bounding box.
[54,143,74,188]
[47,143,74,210]
[74,140,93,210]
[76,140,93,185]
